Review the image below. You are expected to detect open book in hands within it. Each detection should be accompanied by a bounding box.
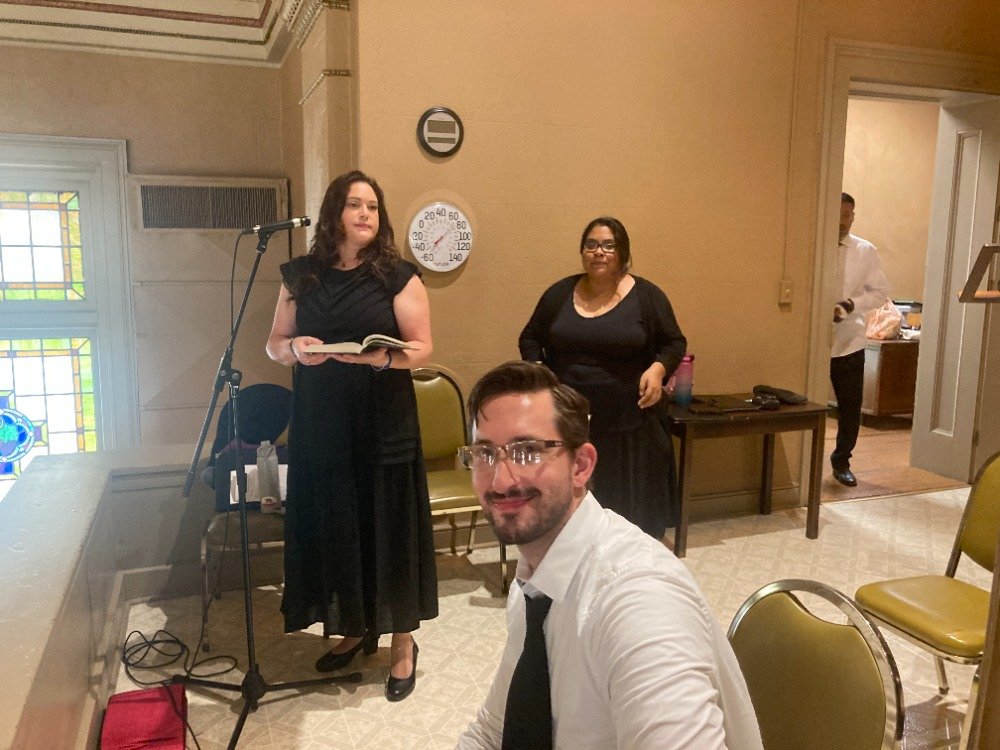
[303,334,417,355]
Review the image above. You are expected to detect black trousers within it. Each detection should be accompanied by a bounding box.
[830,349,865,470]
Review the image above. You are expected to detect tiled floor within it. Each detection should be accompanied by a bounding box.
[822,414,966,503]
[118,488,987,749]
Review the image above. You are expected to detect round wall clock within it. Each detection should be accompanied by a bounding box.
[408,202,473,272]
[417,107,464,157]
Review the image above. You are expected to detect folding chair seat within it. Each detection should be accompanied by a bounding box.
[855,450,1000,749]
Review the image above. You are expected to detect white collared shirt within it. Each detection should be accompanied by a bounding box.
[456,493,762,750]
[832,233,891,358]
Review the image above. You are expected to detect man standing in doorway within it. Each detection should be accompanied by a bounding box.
[831,192,890,486]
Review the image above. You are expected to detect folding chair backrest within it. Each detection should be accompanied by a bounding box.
[959,450,1000,573]
[728,579,902,750]
[412,367,467,462]
[211,383,292,456]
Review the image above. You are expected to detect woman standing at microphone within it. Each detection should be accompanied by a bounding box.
[266,170,437,702]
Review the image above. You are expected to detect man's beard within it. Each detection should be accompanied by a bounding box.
[482,481,574,546]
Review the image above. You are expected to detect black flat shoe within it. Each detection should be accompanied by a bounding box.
[315,631,379,672]
[386,641,418,702]
[832,467,857,487]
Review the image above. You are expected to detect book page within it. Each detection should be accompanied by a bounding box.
[303,334,417,355]
[303,342,365,354]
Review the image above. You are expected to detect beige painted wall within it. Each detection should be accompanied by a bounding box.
[0,46,297,448]
[282,44,309,257]
[297,9,359,227]
[355,1,800,400]
[2,48,286,177]
[346,0,1000,507]
[3,0,999,510]
[349,0,1000,391]
[843,97,939,302]
[349,1,807,507]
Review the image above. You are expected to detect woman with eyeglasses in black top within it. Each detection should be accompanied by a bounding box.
[518,216,687,540]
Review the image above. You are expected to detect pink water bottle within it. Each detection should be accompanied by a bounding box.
[673,354,694,406]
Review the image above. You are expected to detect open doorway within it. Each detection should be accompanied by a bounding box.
[822,94,966,502]
[820,85,1000,502]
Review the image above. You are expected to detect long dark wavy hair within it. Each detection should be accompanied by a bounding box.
[289,170,400,298]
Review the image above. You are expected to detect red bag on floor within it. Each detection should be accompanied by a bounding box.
[101,682,186,749]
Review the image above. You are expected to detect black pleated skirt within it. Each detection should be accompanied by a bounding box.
[589,407,679,540]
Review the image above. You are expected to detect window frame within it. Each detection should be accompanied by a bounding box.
[0,135,138,452]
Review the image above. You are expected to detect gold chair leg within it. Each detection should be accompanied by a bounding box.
[934,657,950,694]
[448,514,460,555]
[466,511,478,555]
[958,667,980,750]
[500,542,509,595]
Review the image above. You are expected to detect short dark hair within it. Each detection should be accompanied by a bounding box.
[841,192,855,206]
[580,216,632,271]
[468,361,590,448]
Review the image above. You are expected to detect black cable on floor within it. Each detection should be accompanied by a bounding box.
[120,627,237,750]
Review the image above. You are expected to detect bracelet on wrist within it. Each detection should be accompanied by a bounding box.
[372,350,393,371]
[289,337,298,360]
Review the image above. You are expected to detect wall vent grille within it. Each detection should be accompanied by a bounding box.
[139,185,279,230]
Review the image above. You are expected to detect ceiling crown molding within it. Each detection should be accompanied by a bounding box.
[0,0,294,65]
[282,0,347,49]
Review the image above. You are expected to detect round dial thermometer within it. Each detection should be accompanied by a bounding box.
[408,202,473,272]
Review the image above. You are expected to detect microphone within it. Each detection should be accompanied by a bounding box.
[244,216,311,235]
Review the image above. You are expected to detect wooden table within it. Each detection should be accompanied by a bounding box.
[862,339,919,417]
[665,398,828,557]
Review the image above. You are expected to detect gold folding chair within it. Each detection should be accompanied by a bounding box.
[412,366,509,594]
[728,579,903,750]
[855,450,1000,750]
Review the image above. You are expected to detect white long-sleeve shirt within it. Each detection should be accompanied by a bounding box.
[832,233,891,358]
[456,493,762,750]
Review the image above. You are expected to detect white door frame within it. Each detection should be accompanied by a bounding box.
[911,98,1000,480]
[807,40,1000,490]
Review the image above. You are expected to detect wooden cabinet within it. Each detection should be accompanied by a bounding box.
[862,339,919,417]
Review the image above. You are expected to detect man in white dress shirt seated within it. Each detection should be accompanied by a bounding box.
[455,361,762,750]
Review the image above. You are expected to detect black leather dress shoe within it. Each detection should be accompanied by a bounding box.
[315,632,378,672]
[832,467,857,487]
[386,641,418,702]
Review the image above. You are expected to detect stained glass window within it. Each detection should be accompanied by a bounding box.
[0,190,85,301]
[0,338,95,501]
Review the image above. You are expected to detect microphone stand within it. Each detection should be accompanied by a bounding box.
[180,229,360,749]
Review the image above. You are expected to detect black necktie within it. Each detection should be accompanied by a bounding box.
[502,593,554,749]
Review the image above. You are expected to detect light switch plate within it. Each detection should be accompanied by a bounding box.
[778,280,793,305]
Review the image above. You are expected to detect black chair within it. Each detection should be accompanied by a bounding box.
[203,382,292,512]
